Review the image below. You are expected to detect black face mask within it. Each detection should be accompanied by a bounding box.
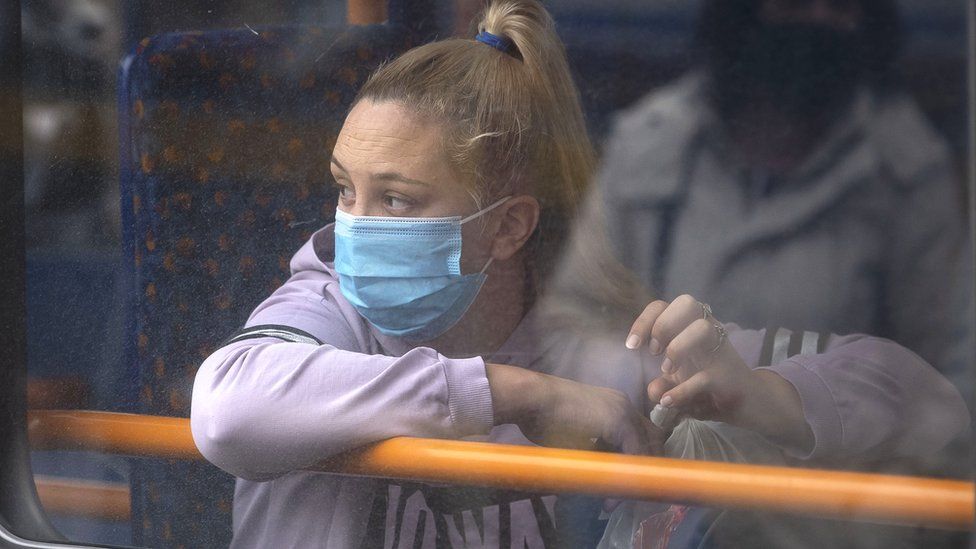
[710,22,863,120]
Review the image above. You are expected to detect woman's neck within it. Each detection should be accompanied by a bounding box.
[425,253,528,358]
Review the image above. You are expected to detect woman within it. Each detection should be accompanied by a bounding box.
[190,1,967,547]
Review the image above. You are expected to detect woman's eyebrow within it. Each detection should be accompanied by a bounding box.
[330,156,430,186]
[330,155,348,173]
[373,172,432,187]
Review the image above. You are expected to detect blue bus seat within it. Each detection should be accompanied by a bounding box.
[117,19,427,547]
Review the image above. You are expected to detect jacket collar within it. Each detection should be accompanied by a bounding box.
[608,72,713,206]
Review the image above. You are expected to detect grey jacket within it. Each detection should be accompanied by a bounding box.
[595,72,974,406]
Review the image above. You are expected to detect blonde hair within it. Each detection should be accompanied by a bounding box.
[355,0,647,323]
[354,0,590,294]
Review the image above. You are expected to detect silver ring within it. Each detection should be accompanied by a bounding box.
[699,301,713,320]
[709,322,727,354]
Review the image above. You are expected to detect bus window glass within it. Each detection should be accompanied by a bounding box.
[17,0,973,547]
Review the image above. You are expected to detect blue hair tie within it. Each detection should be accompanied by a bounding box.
[475,31,512,54]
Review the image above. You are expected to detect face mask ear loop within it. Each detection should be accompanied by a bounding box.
[459,195,512,225]
[479,256,495,274]
[463,196,509,276]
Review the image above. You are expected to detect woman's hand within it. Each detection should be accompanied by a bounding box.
[485,363,665,456]
[627,295,813,452]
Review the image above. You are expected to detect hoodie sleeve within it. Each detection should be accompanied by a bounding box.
[731,327,970,463]
[873,94,974,409]
[190,229,495,481]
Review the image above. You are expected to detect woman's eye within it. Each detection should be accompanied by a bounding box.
[384,194,412,210]
[335,183,355,201]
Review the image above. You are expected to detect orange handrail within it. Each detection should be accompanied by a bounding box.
[34,476,130,521]
[326,438,974,530]
[28,410,198,459]
[27,410,975,530]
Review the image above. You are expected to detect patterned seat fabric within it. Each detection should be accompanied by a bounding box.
[118,23,420,547]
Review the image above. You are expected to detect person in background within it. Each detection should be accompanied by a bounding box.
[590,0,974,413]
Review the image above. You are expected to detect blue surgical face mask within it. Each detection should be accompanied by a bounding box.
[333,196,510,341]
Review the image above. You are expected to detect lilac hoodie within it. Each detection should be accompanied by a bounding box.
[190,225,968,548]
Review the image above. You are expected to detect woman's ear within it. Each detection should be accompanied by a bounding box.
[490,195,540,261]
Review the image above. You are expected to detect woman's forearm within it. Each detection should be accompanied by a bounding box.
[485,362,548,426]
[192,340,493,480]
[737,370,814,454]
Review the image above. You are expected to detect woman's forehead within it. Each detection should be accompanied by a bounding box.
[333,101,450,174]
[332,101,470,204]
[342,101,428,136]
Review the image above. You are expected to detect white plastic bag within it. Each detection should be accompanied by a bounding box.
[597,417,770,549]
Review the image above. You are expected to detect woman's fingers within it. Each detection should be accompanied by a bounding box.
[647,375,677,404]
[649,295,710,355]
[627,295,711,354]
[626,300,668,350]
[661,318,722,378]
[660,370,713,410]
[616,414,666,457]
[657,339,754,422]
[616,417,648,456]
